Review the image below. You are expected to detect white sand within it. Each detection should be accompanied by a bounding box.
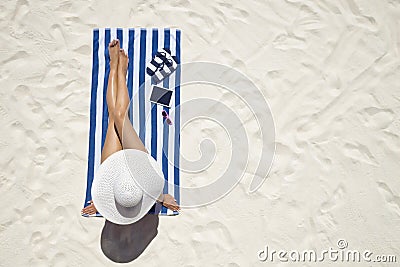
[1,0,400,266]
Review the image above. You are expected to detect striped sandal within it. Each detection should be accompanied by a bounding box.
[146,48,179,84]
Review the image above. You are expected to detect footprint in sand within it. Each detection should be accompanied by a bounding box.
[315,184,346,233]
[343,142,378,166]
[358,107,394,130]
[50,252,68,267]
[377,181,400,217]
[191,221,233,258]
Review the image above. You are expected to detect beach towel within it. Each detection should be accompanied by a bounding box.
[83,28,181,217]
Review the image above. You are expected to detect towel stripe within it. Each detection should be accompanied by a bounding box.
[161,28,171,215]
[174,29,181,214]
[154,29,164,214]
[151,29,158,160]
[95,29,105,173]
[91,28,106,216]
[101,29,110,151]
[85,28,180,216]
[117,29,123,48]
[156,30,165,206]
[167,30,176,215]
[111,28,116,41]
[138,29,147,143]
[144,28,153,152]
[127,29,134,124]
[85,29,99,207]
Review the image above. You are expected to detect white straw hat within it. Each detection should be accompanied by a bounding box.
[91,149,165,225]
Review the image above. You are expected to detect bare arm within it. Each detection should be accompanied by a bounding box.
[156,194,180,211]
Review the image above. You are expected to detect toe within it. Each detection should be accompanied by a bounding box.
[110,39,118,47]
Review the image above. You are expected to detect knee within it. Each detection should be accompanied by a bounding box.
[113,108,125,123]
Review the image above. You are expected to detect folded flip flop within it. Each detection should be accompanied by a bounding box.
[146,48,170,76]
[155,48,171,61]
[146,48,179,84]
[146,56,164,76]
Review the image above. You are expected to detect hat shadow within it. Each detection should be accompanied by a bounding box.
[100,204,162,263]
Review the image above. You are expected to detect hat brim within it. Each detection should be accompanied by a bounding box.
[91,149,165,225]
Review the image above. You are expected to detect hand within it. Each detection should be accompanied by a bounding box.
[161,194,180,211]
[81,200,97,215]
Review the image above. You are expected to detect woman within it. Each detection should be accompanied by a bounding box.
[81,39,180,216]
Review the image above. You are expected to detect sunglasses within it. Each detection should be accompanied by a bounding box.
[162,110,173,125]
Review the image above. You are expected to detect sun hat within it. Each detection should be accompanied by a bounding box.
[91,149,165,225]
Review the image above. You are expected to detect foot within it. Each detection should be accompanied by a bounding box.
[118,49,129,76]
[109,39,120,69]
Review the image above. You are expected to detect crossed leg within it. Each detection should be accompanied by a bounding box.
[101,40,148,162]
[100,40,122,163]
[82,39,122,215]
[113,49,147,153]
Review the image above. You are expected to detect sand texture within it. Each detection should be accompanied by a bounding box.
[1,0,400,266]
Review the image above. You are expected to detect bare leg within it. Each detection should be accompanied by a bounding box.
[113,49,147,153]
[82,39,122,216]
[100,40,123,163]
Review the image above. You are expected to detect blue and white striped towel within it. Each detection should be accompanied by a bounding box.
[83,28,181,217]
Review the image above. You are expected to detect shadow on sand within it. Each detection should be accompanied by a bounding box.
[100,213,159,263]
